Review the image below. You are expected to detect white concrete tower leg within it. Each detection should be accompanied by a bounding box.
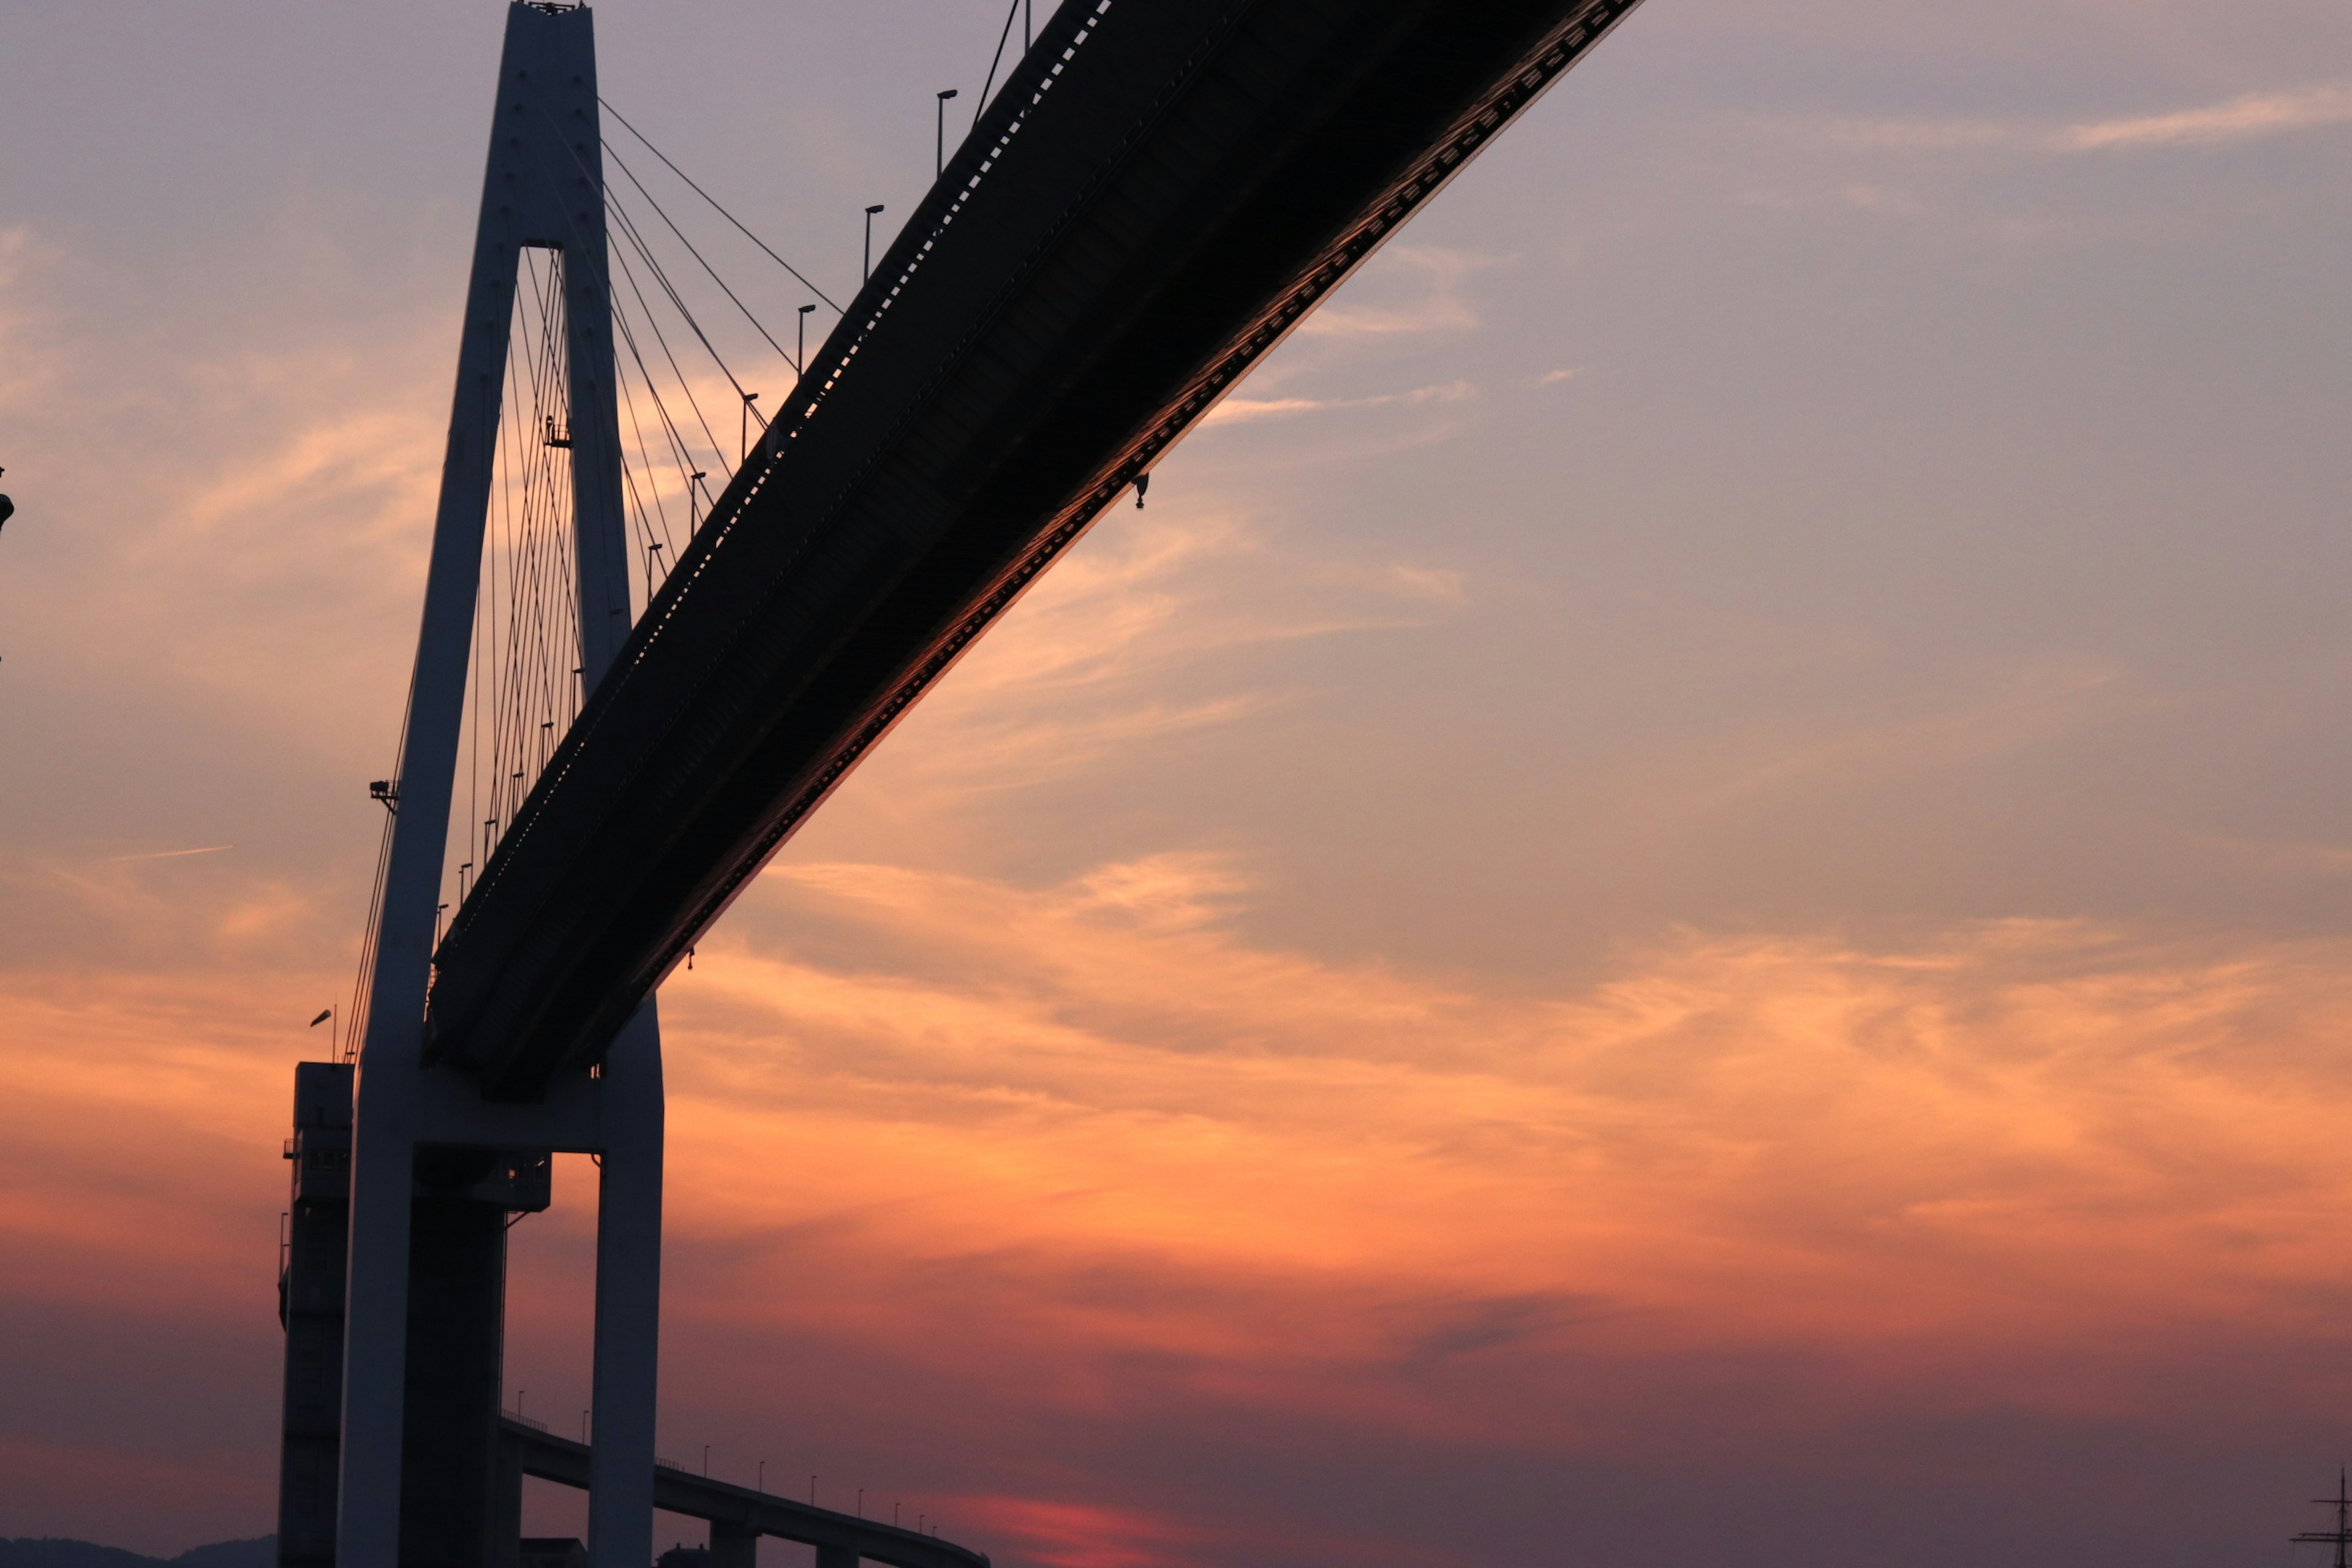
[557,4,633,688]
[588,1001,665,1568]
[559,21,671,1563]
[335,1047,420,1567]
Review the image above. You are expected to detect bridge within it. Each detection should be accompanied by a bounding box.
[428,0,1645,1098]
[281,1,1648,1564]
[503,1419,987,1568]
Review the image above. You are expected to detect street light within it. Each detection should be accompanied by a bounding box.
[797,303,816,375]
[863,205,885,282]
[937,89,959,176]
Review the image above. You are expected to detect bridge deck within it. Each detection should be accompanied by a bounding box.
[429,0,1645,1097]
[502,1419,988,1568]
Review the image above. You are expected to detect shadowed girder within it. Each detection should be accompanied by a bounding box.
[428,0,1646,1100]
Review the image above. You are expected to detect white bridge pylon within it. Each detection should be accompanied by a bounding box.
[338,6,662,1566]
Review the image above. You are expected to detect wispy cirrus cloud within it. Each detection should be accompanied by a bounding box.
[1295,245,1499,338]
[2062,80,2352,149]
[0,228,59,414]
[0,228,445,765]
[1678,656,2125,813]
[1200,379,1476,428]
[854,510,1468,804]
[0,838,324,972]
[107,845,235,863]
[1824,79,2352,155]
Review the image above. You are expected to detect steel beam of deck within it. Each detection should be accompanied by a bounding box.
[430,0,1645,1098]
[500,1420,987,1568]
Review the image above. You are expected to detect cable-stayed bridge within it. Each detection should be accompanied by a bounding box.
[279,2,1646,1564]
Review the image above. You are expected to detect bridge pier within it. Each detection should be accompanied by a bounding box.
[319,1061,653,1568]
[706,1523,757,1568]
[398,1185,509,1562]
[493,1430,526,1568]
[277,1063,354,1568]
[288,1057,559,1568]
[337,1043,420,1566]
[587,1006,664,1568]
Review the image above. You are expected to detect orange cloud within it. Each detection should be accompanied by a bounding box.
[8,865,2352,1552]
[638,859,2352,1460]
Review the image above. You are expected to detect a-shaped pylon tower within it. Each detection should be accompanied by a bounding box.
[276,7,663,1566]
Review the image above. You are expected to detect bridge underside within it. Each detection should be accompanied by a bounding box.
[428,0,1644,1099]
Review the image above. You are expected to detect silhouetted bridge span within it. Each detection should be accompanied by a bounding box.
[499,1419,986,1568]
[429,0,1645,1100]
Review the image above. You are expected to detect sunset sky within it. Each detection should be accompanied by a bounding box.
[5,1,2352,1563]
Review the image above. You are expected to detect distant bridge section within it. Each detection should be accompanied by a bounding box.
[501,1419,988,1568]
[429,0,1645,1098]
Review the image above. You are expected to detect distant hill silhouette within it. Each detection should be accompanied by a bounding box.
[164,1545,272,1568]
[0,1540,273,1568]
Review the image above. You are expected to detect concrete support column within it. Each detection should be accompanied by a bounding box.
[492,1430,525,1568]
[816,1547,859,1568]
[277,1063,354,1568]
[399,1182,508,1568]
[707,1523,759,1568]
[337,1054,421,1568]
[587,1003,664,1568]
